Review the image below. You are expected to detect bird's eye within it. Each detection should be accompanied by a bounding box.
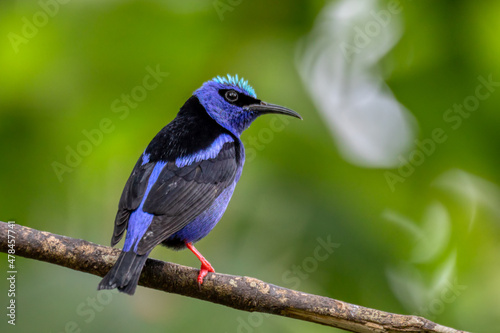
[225,90,239,103]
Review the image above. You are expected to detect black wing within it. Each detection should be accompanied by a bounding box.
[111,158,155,246]
[136,142,238,254]
[111,141,238,253]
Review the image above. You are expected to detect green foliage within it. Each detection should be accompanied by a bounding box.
[1,0,499,332]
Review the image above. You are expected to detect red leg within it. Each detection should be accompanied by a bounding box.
[185,242,215,284]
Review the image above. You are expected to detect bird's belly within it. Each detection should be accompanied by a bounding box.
[163,182,236,249]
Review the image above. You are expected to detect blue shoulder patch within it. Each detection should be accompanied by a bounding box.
[175,134,234,168]
[212,74,257,98]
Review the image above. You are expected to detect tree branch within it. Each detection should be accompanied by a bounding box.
[0,221,467,333]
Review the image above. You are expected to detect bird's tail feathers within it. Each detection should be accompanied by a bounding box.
[98,250,148,295]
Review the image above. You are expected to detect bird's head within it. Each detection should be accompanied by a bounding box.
[194,74,301,136]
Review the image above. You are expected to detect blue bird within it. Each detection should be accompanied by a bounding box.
[98,74,301,295]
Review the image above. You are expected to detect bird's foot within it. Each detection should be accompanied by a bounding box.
[197,259,215,284]
[185,242,215,285]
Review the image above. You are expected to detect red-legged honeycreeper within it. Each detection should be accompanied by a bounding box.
[98,74,301,295]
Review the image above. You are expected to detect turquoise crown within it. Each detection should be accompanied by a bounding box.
[212,74,256,98]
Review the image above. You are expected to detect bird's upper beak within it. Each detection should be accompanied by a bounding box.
[245,101,302,120]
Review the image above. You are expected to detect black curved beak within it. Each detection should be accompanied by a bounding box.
[245,102,302,120]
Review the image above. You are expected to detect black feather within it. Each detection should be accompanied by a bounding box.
[97,250,148,295]
[111,161,155,246]
[145,96,233,163]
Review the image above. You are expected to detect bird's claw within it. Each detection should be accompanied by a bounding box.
[185,242,215,284]
[197,261,215,284]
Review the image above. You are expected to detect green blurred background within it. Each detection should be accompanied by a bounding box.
[1,0,499,332]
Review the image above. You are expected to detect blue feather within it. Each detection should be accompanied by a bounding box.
[175,134,233,168]
[123,161,166,252]
[212,74,257,98]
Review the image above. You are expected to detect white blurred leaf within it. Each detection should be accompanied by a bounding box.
[296,0,417,167]
[429,250,456,296]
[410,201,450,263]
[382,209,424,239]
[433,169,500,231]
[386,251,456,312]
[383,202,450,263]
[386,263,427,310]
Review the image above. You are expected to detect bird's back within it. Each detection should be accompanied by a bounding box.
[145,96,239,163]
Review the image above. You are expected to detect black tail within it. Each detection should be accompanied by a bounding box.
[98,251,148,295]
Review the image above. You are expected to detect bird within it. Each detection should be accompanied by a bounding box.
[98,74,301,295]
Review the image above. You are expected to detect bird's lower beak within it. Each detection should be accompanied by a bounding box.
[245,102,302,120]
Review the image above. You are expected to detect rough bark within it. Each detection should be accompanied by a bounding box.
[0,221,468,333]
